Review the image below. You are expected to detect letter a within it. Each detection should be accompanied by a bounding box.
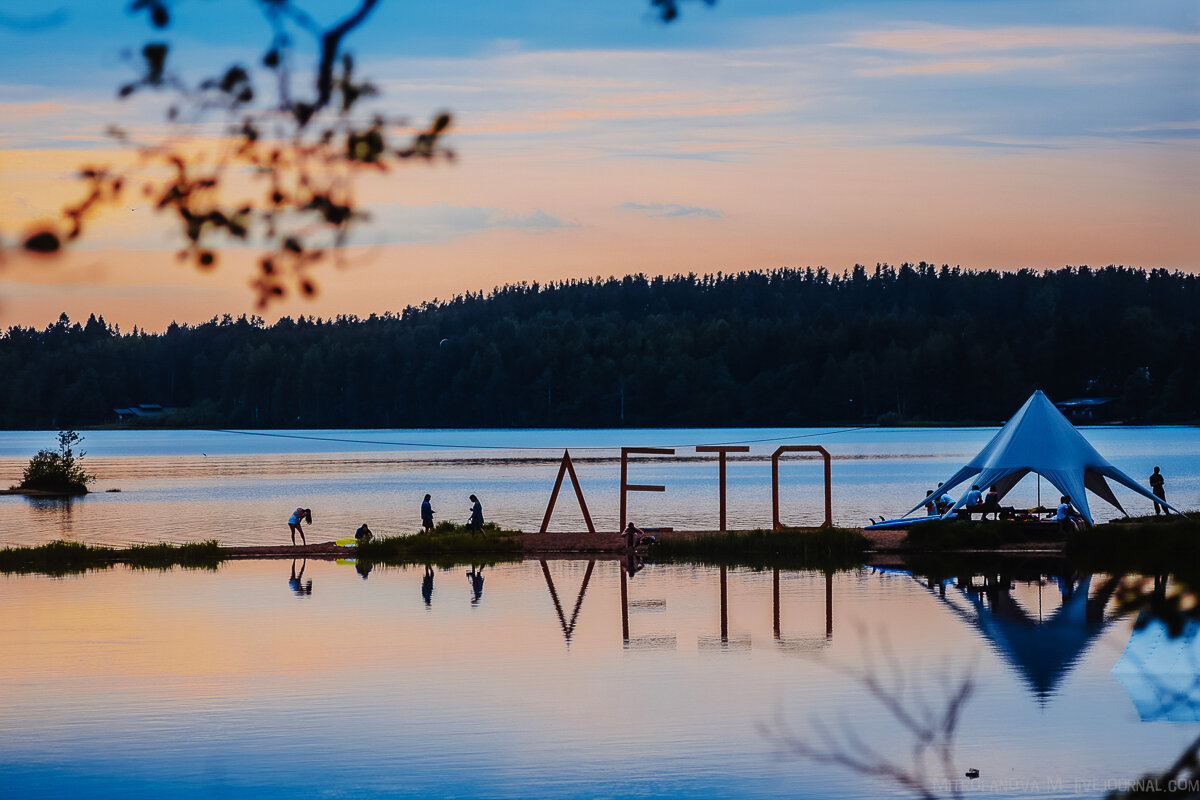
[539,450,596,533]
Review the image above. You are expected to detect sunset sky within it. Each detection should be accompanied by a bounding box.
[1,0,1197,331]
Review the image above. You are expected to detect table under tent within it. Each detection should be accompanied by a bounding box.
[866,390,1179,530]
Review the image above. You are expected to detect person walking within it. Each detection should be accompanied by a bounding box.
[467,494,484,531]
[287,507,312,546]
[421,494,435,532]
[1150,467,1170,515]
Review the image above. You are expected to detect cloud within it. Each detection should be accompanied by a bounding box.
[838,25,1200,55]
[620,202,722,219]
[359,202,575,245]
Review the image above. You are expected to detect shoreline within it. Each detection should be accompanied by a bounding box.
[104,527,1072,560]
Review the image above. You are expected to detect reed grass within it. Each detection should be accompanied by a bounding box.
[356,522,523,564]
[0,539,223,575]
[653,527,868,571]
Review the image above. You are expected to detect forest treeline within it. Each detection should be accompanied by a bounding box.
[3,264,1198,429]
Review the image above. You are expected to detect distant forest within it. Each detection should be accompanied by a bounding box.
[3,265,1198,429]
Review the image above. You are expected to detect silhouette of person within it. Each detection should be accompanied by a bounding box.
[466,565,485,605]
[1055,495,1079,531]
[982,486,1002,520]
[356,560,374,580]
[467,494,484,531]
[1150,467,1170,515]
[624,550,645,578]
[288,507,312,545]
[421,494,435,532]
[355,523,374,542]
[422,564,435,607]
[289,559,313,596]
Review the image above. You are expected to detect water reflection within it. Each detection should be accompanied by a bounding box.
[25,496,77,540]
[541,559,595,645]
[773,568,833,654]
[1114,611,1200,722]
[421,564,434,607]
[289,559,313,596]
[466,565,485,604]
[3,557,1198,800]
[908,568,1117,702]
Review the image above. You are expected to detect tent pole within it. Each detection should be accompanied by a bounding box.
[1037,474,1041,509]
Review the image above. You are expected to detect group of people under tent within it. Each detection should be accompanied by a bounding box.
[923,466,1171,528]
[284,493,487,546]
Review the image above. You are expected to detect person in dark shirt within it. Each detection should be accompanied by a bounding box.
[1150,467,1169,515]
[981,486,1002,520]
[421,494,435,532]
[467,495,484,531]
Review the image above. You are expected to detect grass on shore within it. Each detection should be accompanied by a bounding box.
[902,519,1065,551]
[356,522,523,564]
[1066,514,1200,574]
[900,513,1199,573]
[652,527,868,571]
[0,539,223,575]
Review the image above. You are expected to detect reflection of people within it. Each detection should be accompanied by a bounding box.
[422,564,435,607]
[356,560,374,580]
[466,565,485,605]
[624,550,645,578]
[287,507,312,546]
[1150,467,1170,515]
[355,523,374,542]
[467,495,484,531]
[289,559,313,596]
[421,494,435,532]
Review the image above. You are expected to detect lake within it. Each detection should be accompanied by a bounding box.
[1,426,1197,547]
[1,427,1197,799]
[1,559,1197,799]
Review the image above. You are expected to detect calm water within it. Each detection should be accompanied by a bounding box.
[2,428,1197,798]
[1,560,1196,799]
[1,426,1197,547]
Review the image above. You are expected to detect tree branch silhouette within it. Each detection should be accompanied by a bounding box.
[5,0,710,306]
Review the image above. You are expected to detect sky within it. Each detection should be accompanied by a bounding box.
[0,0,1197,331]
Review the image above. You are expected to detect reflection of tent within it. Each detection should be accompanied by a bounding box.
[904,390,1180,525]
[1113,615,1200,722]
[923,574,1115,702]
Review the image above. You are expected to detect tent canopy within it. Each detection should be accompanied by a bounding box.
[904,390,1179,525]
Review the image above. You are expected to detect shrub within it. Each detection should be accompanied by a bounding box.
[18,431,96,494]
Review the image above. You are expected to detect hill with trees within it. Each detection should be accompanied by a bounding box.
[2,264,1197,429]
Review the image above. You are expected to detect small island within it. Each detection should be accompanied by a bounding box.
[2,430,95,498]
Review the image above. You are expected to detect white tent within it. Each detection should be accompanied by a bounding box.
[904,390,1180,525]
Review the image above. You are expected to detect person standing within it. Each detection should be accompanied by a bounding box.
[1150,467,1170,515]
[287,507,312,546]
[467,494,484,531]
[421,494,435,532]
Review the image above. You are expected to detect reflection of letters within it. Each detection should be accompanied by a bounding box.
[540,559,594,644]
